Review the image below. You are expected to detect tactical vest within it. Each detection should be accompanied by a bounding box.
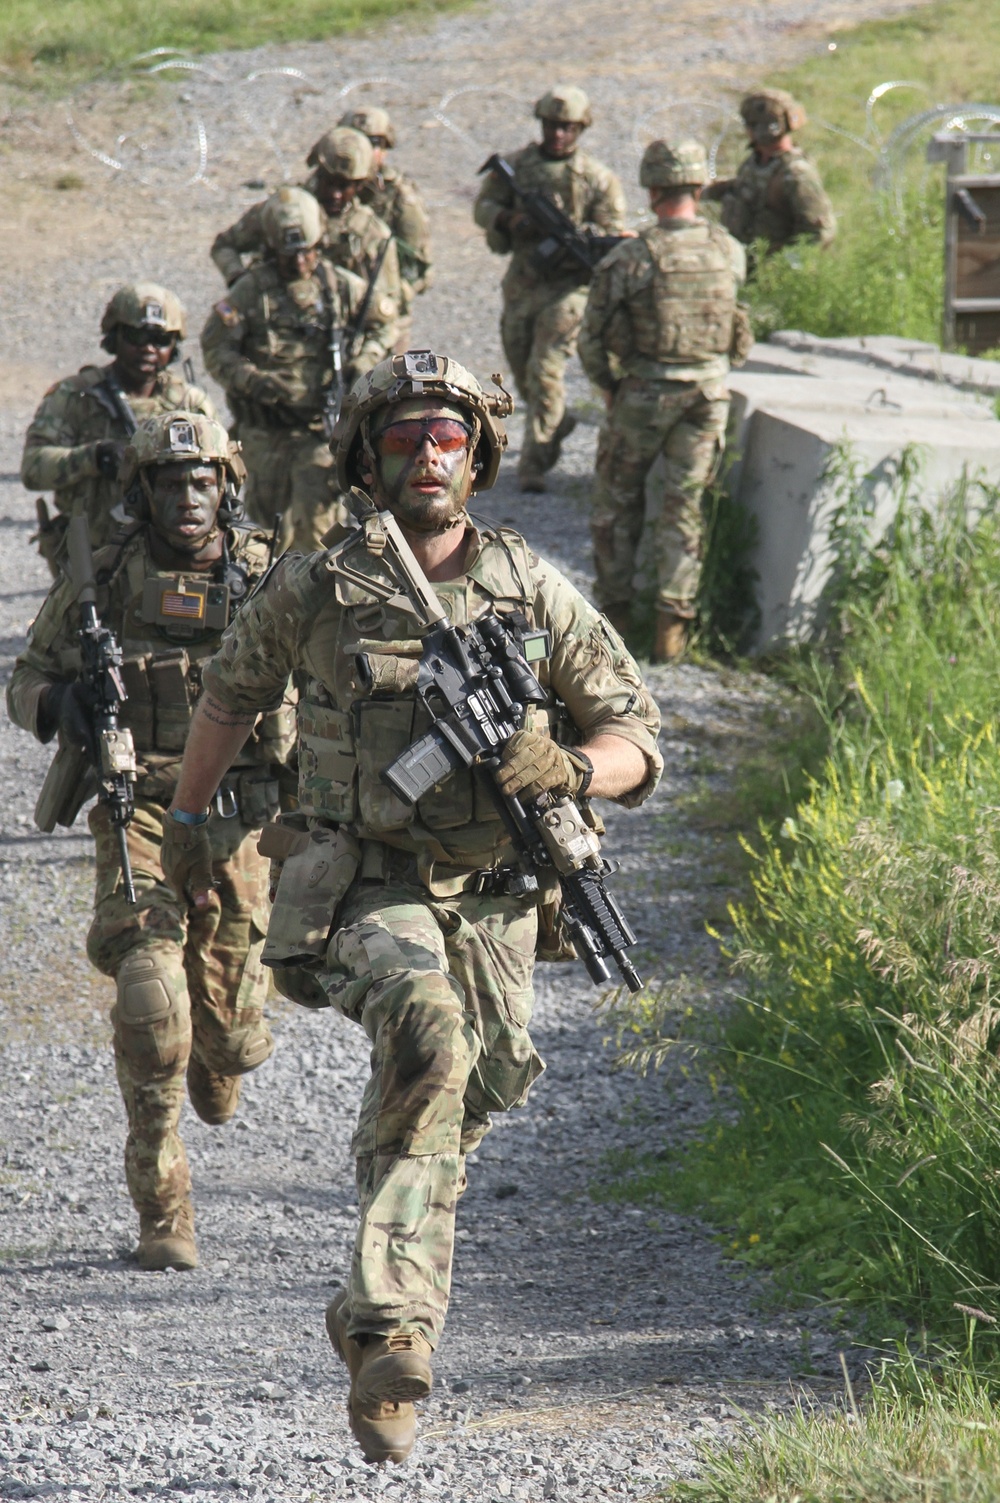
[239,264,340,427]
[628,222,737,365]
[295,528,559,871]
[719,151,799,246]
[97,528,294,773]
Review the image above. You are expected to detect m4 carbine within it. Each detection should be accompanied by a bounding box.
[328,507,642,992]
[479,153,626,281]
[34,515,138,904]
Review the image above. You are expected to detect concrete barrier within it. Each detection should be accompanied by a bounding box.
[727,333,1000,648]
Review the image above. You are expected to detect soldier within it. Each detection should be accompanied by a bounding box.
[474,85,627,492]
[338,105,433,351]
[210,126,402,312]
[22,283,215,569]
[579,140,748,662]
[201,186,399,553]
[159,350,662,1461]
[703,89,835,253]
[6,412,296,1271]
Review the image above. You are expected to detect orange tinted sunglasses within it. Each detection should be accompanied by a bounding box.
[377,418,471,456]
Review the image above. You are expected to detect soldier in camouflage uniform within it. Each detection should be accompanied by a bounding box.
[7,412,295,1272]
[210,126,402,312]
[160,350,661,1461]
[579,140,748,662]
[339,106,433,352]
[202,186,400,553]
[703,89,835,253]
[474,86,627,492]
[21,284,216,570]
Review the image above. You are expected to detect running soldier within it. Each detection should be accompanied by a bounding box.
[579,140,748,661]
[22,284,215,569]
[202,186,400,552]
[7,412,296,1271]
[339,105,433,350]
[160,351,661,1461]
[474,86,627,492]
[210,126,402,312]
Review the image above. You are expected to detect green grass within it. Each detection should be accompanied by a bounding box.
[0,0,467,84]
[726,0,1000,345]
[605,454,1000,1489]
[667,1357,1000,1503]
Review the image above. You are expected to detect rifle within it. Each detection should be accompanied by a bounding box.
[34,515,138,905]
[478,153,626,281]
[327,505,643,993]
[320,235,393,440]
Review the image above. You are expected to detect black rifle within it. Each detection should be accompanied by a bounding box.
[330,508,642,992]
[478,153,626,281]
[35,516,138,902]
[320,235,394,439]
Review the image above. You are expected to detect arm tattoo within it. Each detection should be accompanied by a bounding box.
[200,694,259,728]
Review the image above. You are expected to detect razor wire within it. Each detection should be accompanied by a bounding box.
[60,54,1000,235]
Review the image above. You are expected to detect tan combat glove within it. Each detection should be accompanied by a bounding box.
[161,811,217,907]
[495,730,593,801]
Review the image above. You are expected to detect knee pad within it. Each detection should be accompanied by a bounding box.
[196,1019,274,1077]
[113,949,190,1074]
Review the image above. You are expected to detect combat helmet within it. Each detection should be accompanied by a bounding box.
[332,349,514,495]
[100,282,186,353]
[306,125,374,182]
[338,105,396,148]
[534,85,592,128]
[740,89,807,143]
[260,186,324,255]
[120,411,246,520]
[640,138,708,189]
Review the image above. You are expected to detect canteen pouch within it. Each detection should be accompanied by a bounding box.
[258,821,361,1009]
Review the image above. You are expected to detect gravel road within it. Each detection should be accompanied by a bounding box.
[0,0,911,1495]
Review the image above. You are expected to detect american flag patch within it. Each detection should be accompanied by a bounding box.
[161,591,205,619]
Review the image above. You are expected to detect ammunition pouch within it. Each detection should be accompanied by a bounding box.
[729,303,754,367]
[258,818,361,1009]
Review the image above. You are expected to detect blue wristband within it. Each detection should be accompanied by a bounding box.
[169,807,210,827]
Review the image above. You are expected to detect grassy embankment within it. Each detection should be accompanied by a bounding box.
[606,2,1000,1497]
[0,0,466,85]
[734,0,1000,345]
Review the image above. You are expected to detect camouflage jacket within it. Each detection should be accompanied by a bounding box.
[211,190,403,306]
[579,219,746,388]
[473,143,627,295]
[202,521,662,894]
[358,162,433,304]
[705,147,836,251]
[7,522,296,807]
[201,258,399,433]
[21,364,216,547]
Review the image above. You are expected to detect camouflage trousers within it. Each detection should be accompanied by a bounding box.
[591,376,730,613]
[501,283,588,480]
[87,799,273,1217]
[319,880,543,1347]
[241,425,344,554]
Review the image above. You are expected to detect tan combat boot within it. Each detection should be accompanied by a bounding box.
[325,1291,416,1464]
[653,606,691,664]
[518,470,546,495]
[187,1056,241,1126]
[136,1198,199,1271]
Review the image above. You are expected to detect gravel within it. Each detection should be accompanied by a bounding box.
[0,0,905,1494]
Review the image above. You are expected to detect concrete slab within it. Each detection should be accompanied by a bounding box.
[726,333,1000,647]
